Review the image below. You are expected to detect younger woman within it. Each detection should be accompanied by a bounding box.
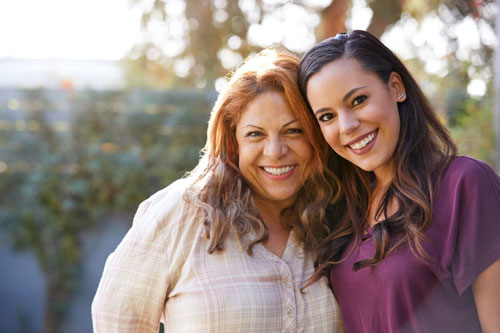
[299,30,500,332]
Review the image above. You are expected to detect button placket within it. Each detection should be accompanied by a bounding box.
[279,262,296,331]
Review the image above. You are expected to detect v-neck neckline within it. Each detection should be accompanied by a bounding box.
[257,229,296,262]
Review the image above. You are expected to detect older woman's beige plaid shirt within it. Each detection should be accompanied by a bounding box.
[92,179,342,332]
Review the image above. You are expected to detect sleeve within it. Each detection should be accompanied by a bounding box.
[91,180,190,332]
[451,158,500,294]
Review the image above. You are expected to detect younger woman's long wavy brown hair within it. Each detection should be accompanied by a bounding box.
[184,49,341,254]
[298,30,457,281]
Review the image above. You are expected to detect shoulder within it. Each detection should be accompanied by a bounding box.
[433,159,500,294]
[434,156,500,212]
[130,177,200,241]
[441,156,499,188]
[134,178,192,224]
[92,179,195,330]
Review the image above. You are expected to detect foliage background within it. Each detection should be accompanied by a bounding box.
[0,0,498,332]
[0,89,214,331]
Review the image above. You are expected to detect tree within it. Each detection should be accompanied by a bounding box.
[128,0,331,89]
[0,88,213,332]
[129,0,495,87]
[318,0,406,39]
[127,0,498,166]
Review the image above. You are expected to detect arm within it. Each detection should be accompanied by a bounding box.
[91,197,170,332]
[473,258,500,333]
[452,158,500,332]
[91,178,196,332]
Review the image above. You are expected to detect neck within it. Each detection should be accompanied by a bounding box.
[253,196,291,257]
[373,162,394,190]
[254,197,286,229]
[369,171,396,227]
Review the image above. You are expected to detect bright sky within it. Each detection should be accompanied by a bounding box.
[0,0,141,60]
[0,0,369,61]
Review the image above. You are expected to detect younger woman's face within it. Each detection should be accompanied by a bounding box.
[306,58,405,183]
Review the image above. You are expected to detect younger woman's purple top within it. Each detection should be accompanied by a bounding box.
[331,157,500,332]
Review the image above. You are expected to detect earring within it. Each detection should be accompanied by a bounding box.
[397,92,405,101]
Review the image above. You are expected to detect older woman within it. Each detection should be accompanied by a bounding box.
[91,50,343,332]
[299,30,500,332]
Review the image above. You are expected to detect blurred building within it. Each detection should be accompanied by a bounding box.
[0,58,125,90]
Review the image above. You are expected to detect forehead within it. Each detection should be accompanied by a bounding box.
[238,91,296,124]
[310,58,372,86]
[306,58,382,103]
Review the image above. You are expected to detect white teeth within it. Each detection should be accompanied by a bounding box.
[349,132,376,150]
[263,165,294,176]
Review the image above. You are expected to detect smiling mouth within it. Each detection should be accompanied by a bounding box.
[348,130,378,150]
[262,165,295,176]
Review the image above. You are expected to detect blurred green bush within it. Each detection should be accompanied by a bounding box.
[0,88,215,332]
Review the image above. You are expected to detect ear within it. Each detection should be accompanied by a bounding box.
[388,72,406,103]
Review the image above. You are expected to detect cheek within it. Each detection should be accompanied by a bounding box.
[320,124,340,149]
[393,119,401,143]
[393,109,401,135]
[300,141,313,162]
[294,141,314,180]
[290,137,314,164]
[236,144,251,168]
[384,107,401,144]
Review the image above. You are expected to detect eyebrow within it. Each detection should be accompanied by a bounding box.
[243,119,298,129]
[313,86,367,115]
[343,86,366,102]
[244,124,264,130]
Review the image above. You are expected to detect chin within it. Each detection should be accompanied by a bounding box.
[264,192,298,205]
[344,159,371,172]
[358,163,376,172]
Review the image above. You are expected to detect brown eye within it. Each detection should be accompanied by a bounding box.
[352,95,367,107]
[246,131,262,137]
[318,113,335,122]
[287,128,303,134]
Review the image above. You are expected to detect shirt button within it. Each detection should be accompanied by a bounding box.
[287,309,293,317]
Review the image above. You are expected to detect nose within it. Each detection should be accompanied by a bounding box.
[338,110,360,135]
[263,136,288,159]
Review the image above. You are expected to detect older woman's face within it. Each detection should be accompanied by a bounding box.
[235,91,313,208]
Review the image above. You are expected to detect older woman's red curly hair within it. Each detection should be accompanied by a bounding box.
[185,49,340,254]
